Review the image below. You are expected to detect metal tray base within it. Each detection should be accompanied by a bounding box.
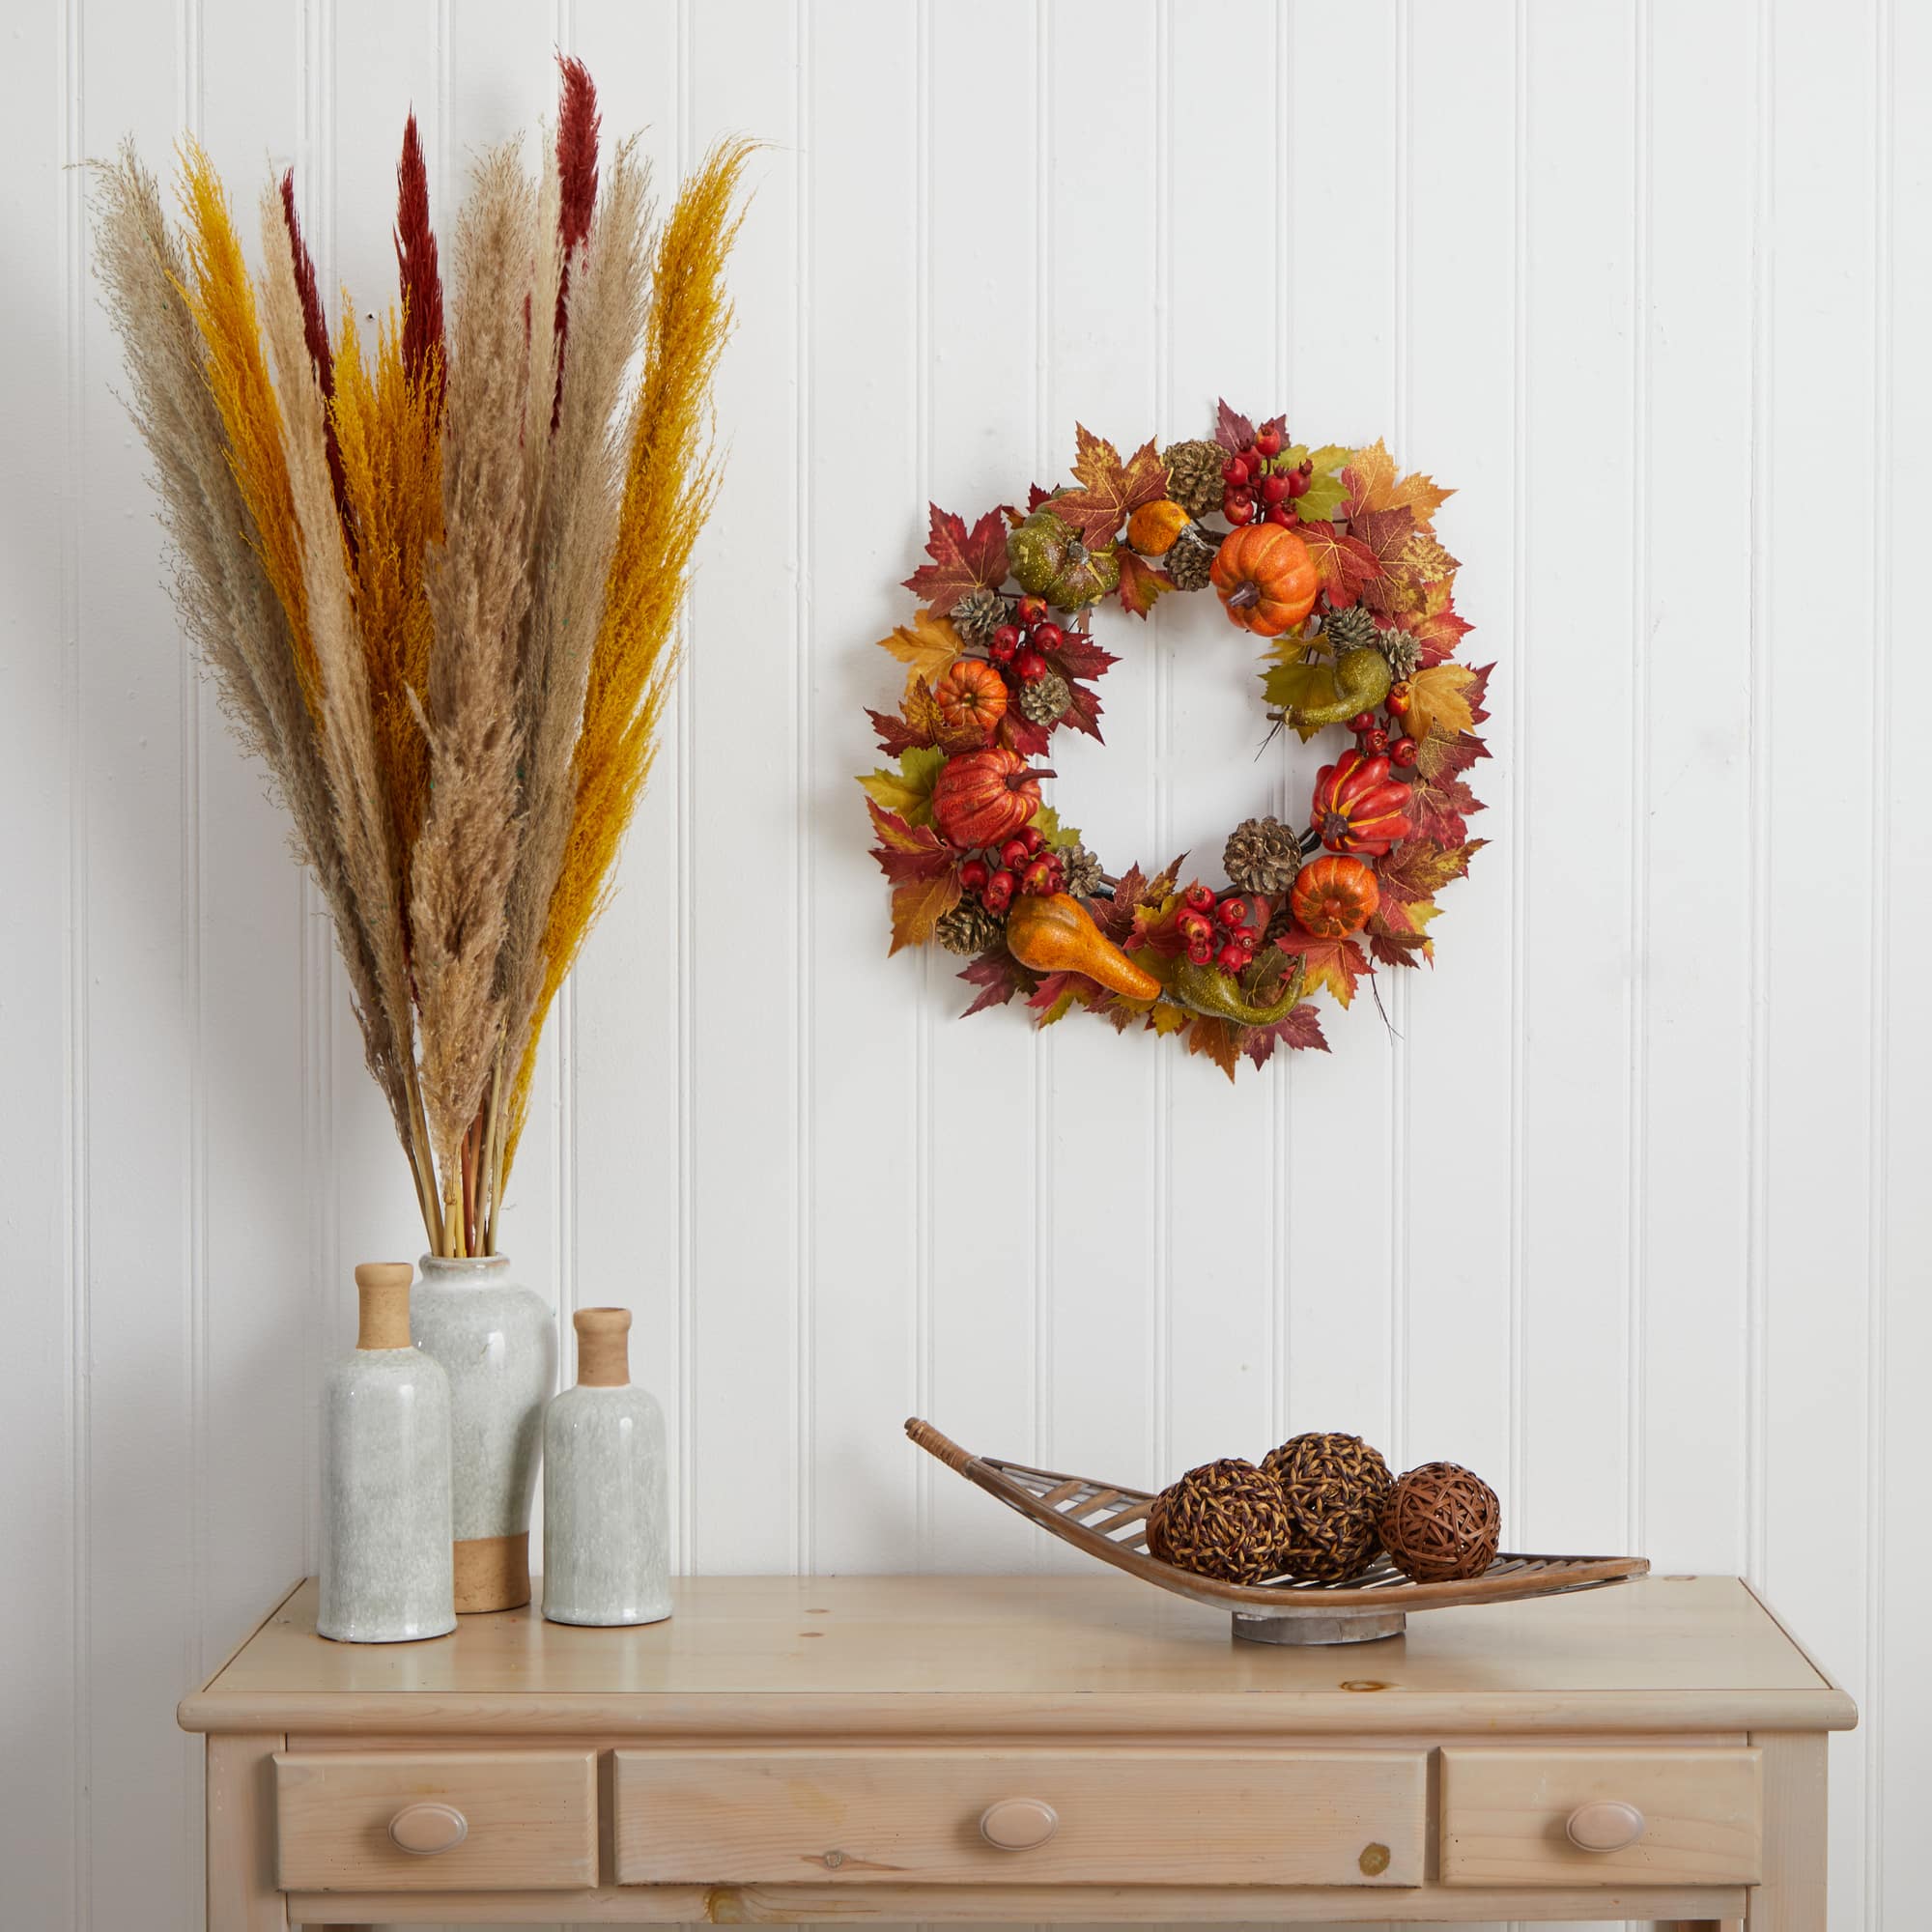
[1231,1606,1406,1645]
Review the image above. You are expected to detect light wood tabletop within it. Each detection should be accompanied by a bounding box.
[183,1572,1853,1930]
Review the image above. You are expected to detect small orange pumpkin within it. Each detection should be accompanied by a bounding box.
[1309,750,1412,858]
[1126,497,1190,557]
[1290,855,1379,938]
[932,658,1009,732]
[932,747,1054,849]
[1209,525,1320,638]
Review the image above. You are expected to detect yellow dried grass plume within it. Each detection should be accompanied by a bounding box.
[175,139,322,723]
[502,136,753,1162]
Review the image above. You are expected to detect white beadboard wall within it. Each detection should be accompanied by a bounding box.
[1,3,1925,1931]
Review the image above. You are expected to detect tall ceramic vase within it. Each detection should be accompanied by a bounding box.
[318,1263,456,1643]
[411,1254,556,1612]
[542,1308,671,1628]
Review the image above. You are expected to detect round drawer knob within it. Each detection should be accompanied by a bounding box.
[389,1802,469,1856]
[1565,1800,1645,1852]
[980,1797,1059,1851]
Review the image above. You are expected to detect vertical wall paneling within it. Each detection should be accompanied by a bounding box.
[11,2,1930,1925]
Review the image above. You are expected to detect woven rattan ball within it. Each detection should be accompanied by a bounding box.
[1261,1431,1395,1582]
[1146,1458,1293,1585]
[1377,1461,1501,1582]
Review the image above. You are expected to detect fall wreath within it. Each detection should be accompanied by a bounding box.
[857,401,1491,1077]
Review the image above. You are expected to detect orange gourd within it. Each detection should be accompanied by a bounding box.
[1290,854,1379,937]
[1209,525,1320,638]
[1005,893,1162,1003]
[932,747,1052,849]
[1126,498,1190,557]
[1309,750,1411,858]
[932,658,1009,732]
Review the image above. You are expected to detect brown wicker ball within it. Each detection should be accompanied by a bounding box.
[1146,1458,1293,1585]
[1261,1431,1395,1582]
[1377,1461,1501,1582]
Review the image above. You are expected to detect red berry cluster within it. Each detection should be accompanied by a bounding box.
[1349,689,1420,769]
[1175,883,1264,974]
[958,823,1065,915]
[1220,424,1316,530]
[987,594,1065,690]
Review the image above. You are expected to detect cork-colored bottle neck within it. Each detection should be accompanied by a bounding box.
[575,1307,632,1387]
[355,1263,414,1350]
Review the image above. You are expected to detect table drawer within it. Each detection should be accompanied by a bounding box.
[1439,1746,1762,1887]
[274,1749,598,1890]
[612,1747,1427,1887]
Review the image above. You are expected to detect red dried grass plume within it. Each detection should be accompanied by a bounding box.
[277,168,351,532]
[551,53,601,427]
[394,111,444,410]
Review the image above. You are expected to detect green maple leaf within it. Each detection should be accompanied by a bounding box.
[1028,804,1084,851]
[856,747,947,828]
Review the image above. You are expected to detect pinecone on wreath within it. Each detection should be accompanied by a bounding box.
[1322,603,1380,655]
[1224,815,1304,895]
[1019,670,1072,725]
[935,898,1007,956]
[1378,627,1422,682]
[950,585,1009,648]
[1059,842,1104,897]
[1161,438,1227,521]
[1164,526,1216,593]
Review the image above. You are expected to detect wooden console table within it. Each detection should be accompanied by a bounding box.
[179,1572,1853,1930]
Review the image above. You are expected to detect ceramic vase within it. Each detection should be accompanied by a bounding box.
[318,1263,456,1644]
[410,1253,556,1612]
[542,1307,671,1628]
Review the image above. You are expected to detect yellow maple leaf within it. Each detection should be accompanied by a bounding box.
[856,747,946,828]
[1405,663,1478,740]
[1348,438,1455,526]
[876,610,964,692]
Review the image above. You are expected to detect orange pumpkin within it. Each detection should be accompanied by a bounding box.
[932,747,1053,849]
[1126,497,1190,557]
[1208,525,1320,638]
[1005,893,1162,1002]
[1290,855,1379,937]
[932,658,1009,732]
[1308,750,1412,858]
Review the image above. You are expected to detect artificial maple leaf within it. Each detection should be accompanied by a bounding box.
[866,799,955,885]
[958,950,1033,1016]
[1147,1000,1190,1037]
[1273,928,1370,1007]
[1405,662,1480,740]
[855,746,947,828]
[903,504,1009,612]
[1242,1003,1329,1067]
[1115,548,1177,617]
[1186,1016,1243,1082]
[1369,891,1443,968]
[1213,400,1286,453]
[1380,837,1486,902]
[890,868,963,953]
[1351,506,1418,616]
[1282,444,1350,524]
[1403,767,1485,847]
[1130,890,1190,959]
[1262,657,1341,743]
[868,705,931,756]
[1000,709,1053,757]
[877,609,966,692]
[1368,927,1428,969]
[1054,427,1169,546]
[899,679,988,754]
[1028,971,1093,1027]
[1411,722,1488,784]
[1343,439,1456,526]
[1092,858,1183,944]
[1294,520,1382,610]
[1056,677,1106,743]
[1028,805,1085,851]
[1045,632,1119,682]
[1409,581,1474,667]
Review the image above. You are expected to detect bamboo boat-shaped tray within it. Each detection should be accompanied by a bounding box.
[907,1418,1648,1646]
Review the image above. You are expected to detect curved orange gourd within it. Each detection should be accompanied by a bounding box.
[1005,893,1162,1003]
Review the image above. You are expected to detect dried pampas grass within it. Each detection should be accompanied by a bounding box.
[94,62,752,1254]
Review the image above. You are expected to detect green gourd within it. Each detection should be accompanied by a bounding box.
[1286,645,1393,730]
[1163,955,1306,1027]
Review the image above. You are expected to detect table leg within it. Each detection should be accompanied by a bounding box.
[206,1733,288,1932]
[1745,1731,1829,1931]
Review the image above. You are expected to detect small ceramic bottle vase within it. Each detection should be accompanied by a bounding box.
[411,1253,556,1614]
[318,1264,456,1644]
[542,1308,671,1627]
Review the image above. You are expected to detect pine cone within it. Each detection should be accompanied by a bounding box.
[1378,628,1422,682]
[1322,604,1380,655]
[1161,439,1227,521]
[950,585,1009,648]
[1223,815,1305,895]
[935,898,1007,956]
[1264,899,1297,947]
[1019,670,1072,725]
[1165,526,1216,593]
[1060,843,1103,897]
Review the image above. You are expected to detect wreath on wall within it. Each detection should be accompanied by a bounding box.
[856,401,1491,1078]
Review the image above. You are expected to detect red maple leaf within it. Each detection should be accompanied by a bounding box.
[1054,426,1169,546]
[868,705,931,756]
[1272,928,1371,1007]
[1092,859,1182,945]
[1367,927,1428,970]
[1046,632,1118,681]
[866,800,955,885]
[1241,1003,1329,1067]
[1379,837,1486,903]
[903,504,1010,612]
[1410,598,1473,667]
[1403,768,1485,846]
[958,950,1034,1015]
[1213,400,1286,454]
[1115,548,1176,618]
[1057,677,1105,743]
[1351,506,1418,615]
[1000,709,1053,757]
[1295,520,1382,611]
[1410,723,1489,785]
[1025,969,1087,1013]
